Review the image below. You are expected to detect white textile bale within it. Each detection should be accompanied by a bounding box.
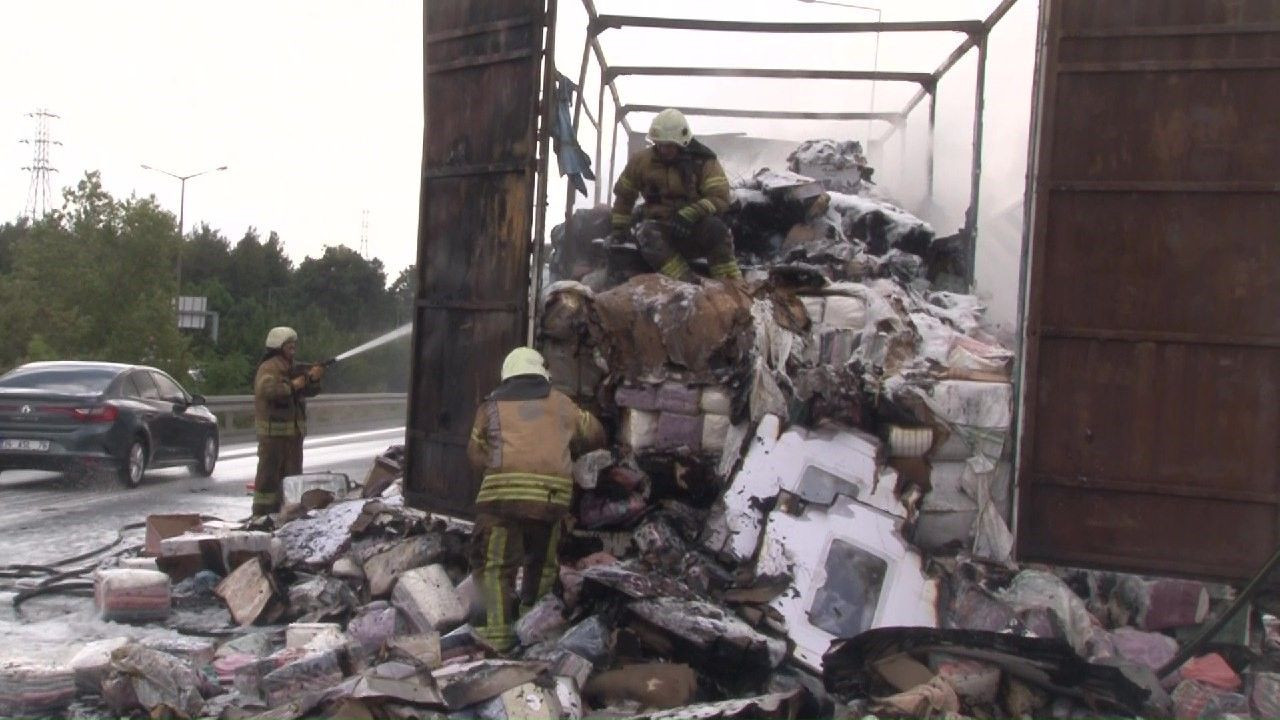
[702,414,732,454]
[619,409,658,451]
[699,387,733,415]
[68,638,130,694]
[392,565,466,633]
[0,660,76,717]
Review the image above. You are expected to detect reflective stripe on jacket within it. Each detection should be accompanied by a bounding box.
[467,376,605,520]
[611,140,731,230]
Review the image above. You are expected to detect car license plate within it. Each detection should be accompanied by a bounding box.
[0,439,49,452]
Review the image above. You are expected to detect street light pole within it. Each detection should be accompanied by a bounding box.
[140,163,227,298]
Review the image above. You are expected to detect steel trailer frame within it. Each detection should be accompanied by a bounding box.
[546,0,1019,289]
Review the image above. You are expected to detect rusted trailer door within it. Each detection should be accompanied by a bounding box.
[1018,0,1280,580]
[406,0,546,517]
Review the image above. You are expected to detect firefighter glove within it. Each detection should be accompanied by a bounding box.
[673,205,700,240]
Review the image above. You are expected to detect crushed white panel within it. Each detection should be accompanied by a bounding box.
[702,417,908,566]
[756,497,937,673]
[700,415,784,563]
[753,168,825,200]
[776,424,900,517]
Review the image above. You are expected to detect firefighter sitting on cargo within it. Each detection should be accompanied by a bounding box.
[466,347,605,652]
[609,108,742,282]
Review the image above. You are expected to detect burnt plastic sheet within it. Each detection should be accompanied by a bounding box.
[621,689,803,720]
[579,562,702,602]
[823,627,1151,716]
[626,597,787,692]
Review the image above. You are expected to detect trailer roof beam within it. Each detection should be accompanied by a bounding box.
[594,15,984,36]
[621,104,902,122]
[605,65,935,86]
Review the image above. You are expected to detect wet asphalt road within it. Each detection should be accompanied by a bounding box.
[0,425,405,566]
[0,425,404,663]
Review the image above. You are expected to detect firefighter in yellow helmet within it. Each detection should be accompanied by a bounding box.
[466,347,605,651]
[610,108,742,282]
[251,326,325,517]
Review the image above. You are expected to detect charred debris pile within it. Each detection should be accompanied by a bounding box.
[2,140,1273,720]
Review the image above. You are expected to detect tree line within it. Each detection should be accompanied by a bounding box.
[0,172,416,395]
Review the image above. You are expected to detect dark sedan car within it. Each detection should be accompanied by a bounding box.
[0,361,219,486]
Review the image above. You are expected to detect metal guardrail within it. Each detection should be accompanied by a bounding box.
[204,393,407,439]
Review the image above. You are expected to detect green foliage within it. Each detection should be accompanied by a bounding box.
[0,172,414,396]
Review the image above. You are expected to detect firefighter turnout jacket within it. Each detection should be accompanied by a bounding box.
[253,354,319,437]
[467,375,605,521]
[611,139,732,231]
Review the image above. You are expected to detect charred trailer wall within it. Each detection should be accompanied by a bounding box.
[406,0,547,517]
[1017,0,1280,580]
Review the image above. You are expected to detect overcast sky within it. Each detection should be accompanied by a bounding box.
[2,0,1035,324]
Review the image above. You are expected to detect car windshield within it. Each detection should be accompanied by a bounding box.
[0,368,118,394]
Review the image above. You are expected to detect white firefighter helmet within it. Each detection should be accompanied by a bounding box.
[500,346,549,380]
[265,326,298,349]
[646,108,693,147]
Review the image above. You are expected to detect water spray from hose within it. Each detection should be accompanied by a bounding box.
[318,323,413,368]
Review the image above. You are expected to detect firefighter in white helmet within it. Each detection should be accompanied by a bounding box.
[466,347,605,651]
[251,326,325,517]
[609,108,741,282]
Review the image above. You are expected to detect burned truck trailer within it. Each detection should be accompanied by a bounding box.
[406,0,1280,584]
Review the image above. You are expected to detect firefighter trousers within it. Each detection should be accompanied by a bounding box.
[253,435,303,516]
[635,217,741,281]
[469,512,564,651]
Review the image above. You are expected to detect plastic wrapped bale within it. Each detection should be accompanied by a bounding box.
[910,459,1013,557]
[1109,627,1178,672]
[285,622,345,650]
[94,568,171,622]
[156,530,280,580]
[591,274,755,381]
[348,601,405,653]
[282,472,349,510]
[101,645,207,719]
[556,615,614,666]
[515,594,569,647]
[787,139,873,194]
[621,409,659,452]
[994,571,1113,660]
[392,564,467,633]
[828,191,934,257]
[288,573,359,622]
[578,491,648,530]
[139,636,216,667]
[549,207,612,283]
[68,638,130,694]
[908,380,1014,462]
[654,412,703,454]
[572,449,614,490]
[358,533,448,598]
[0,661,76,717]
[261,650,345,707]
[544,341,606,404]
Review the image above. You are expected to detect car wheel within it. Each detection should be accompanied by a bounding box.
[118,439,146,488]
[191,435,218,477]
